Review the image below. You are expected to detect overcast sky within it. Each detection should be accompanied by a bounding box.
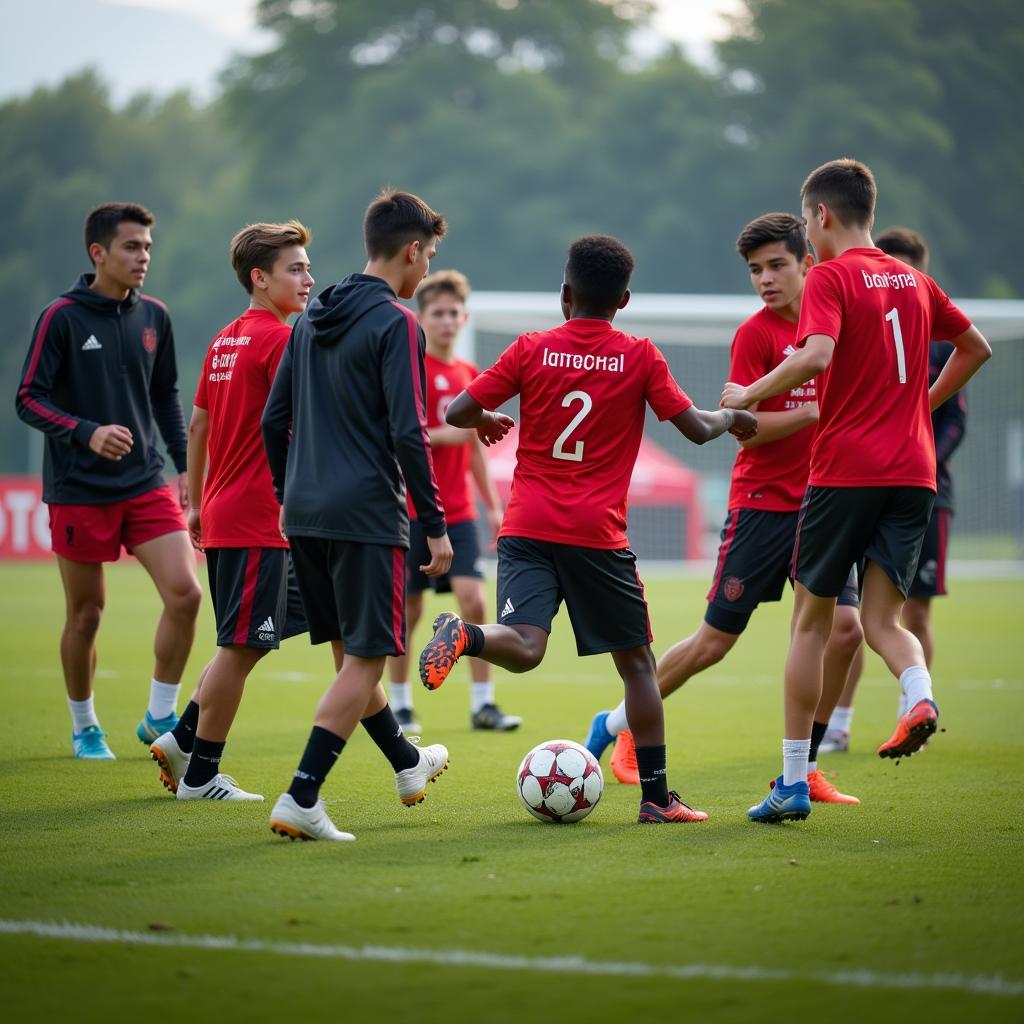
[4,0,743,103]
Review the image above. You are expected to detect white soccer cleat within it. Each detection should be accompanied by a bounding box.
[395,741,449,806]
[150,731,190,793]
[269,793,355,842]
[177,774,264,801]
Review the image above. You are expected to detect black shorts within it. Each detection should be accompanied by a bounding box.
[288,536,406,656]
[496,536,651,657]
[407,518,483,595]
[705,509,860,635]
[794,486,934,599]
[206,547,307,649]
[908,507,951,598]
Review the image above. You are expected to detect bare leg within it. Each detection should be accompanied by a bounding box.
[314,654,388,740]
[475,623,548,673]
[195,646,268,742]
[612,645,663,748]
[816,605,864,723]
[901,596,934,669]
[860,563,926,678]
[784,584,837,739]
[834,644,865,710]
[656,621,739,698]
[56,556,105,701]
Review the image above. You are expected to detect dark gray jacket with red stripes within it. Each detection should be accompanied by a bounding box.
[261,273,446,547]
[15,274,187,504]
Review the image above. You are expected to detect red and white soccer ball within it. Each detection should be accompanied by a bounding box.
[516,739,604,823]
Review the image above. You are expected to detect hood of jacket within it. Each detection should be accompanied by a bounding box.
[305,273,401,348]
[62,273,141,315]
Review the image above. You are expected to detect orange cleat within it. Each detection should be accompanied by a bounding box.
[610,729,640,785]
[638,791,709,823]
[877,699,938,759]
[807,769,860,804]
[419,612,469,690]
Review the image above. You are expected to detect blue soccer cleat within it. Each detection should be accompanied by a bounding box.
[136,710,179,745]
[584,710,615,760]
[72,725,116,760]
[748,776,811,823]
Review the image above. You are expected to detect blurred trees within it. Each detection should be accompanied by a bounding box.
[1,0,1020,468]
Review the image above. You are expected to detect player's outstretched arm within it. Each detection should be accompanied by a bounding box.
[929,326,990,412]
[722,335,834,409]
[446,390,514,447]
[738,404,819,449]
[670,406,757,445]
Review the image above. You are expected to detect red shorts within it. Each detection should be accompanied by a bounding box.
[49,485,186,563]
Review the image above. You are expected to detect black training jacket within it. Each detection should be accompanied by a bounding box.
[262,273,445,547]
[15,274,188,504]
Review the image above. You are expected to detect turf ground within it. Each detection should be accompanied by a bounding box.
[1,561,1022,1023]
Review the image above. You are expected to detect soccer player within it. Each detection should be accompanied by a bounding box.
[418,235,758,824]
[583,213,864,807]
[386,270,522,733]
[15,202,201,760]
[721,160,990,823]
[149,221,316,801]
[820,226,968,753]
[262,189,457,842]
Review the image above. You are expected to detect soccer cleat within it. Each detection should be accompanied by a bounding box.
[394,706,421,733]
[72,725,116,760]
[394,741,449,806]
[748,776,811,823]
[772,770,860,804]
[177,774,264,801]
[638,791,709,824]
[877,699,938,760]
[471,703,523,731]
[269,793,355,842]
[136,710,179,745]
[610,729,640,785]
[150,731,190,793]
[817,728,850,754]
[419,612,469,690]
[584,710,615,760]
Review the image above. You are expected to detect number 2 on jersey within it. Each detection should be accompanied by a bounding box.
[885,307,907,384]
[552,390,593,462]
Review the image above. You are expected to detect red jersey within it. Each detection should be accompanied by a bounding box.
[796,248,971,490]
[408,354,478,525]
[194,308,291,548]
[728,307,816,512]
[467,318,692,549]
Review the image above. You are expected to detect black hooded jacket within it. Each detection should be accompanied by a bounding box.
[261,273,445,547]
[15,274,188,504]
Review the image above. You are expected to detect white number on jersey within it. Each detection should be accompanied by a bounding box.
[552,390,593,462]
[885,307,908,384]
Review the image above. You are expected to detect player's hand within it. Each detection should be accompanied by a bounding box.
[720,383,752,410]
[278,506,288,543]
[477,412,515,447]
[177,473,189,509]
[727,409,758,441]
[88,424,133,461]
[421,532,453,577]
[187,507,203,551]
[486,505,503,549]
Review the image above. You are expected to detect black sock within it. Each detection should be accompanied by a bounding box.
[183,736,225,788]
[361,705,418,772]
[463,622,485,657]
[288,726,345,808]
[636,744,670,807]
[171,700,200,754]
[809,719,830,764]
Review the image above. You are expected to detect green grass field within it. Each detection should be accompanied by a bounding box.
[1,561,1022,1023]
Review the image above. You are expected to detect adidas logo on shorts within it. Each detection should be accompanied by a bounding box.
[501,598,515,618]
[257,616,275,641]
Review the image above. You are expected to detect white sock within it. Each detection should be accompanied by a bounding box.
[900,665,933,709]
[148,679,180,720]
[605,701,629,736]
[829,706,853,733]
[68,695,100,734]
[470,681,494,714]
[898,691,910,717]
[389,682,412,711]
[782,738,811,786]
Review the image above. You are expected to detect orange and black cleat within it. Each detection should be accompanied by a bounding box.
[610,729,640,785]
[419,612,470,690]
[877,699,938,760]
[638,791,709,824]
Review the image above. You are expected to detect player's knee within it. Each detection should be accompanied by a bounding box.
[830,614,864,657]
[901,602,929,635]
[167,580,202,621]
[511,630,546,672]
[69,602,103,637]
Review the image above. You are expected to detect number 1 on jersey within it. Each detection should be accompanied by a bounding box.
[552,390,593,462]
[885,307,907,384]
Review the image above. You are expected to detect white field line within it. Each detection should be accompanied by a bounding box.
[1,920,1021,998]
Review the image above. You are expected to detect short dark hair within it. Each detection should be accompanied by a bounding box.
[84,202,155,263]
[875,225,929,271]
[564,235,635,311]
[416,269,470,311]
[230,220,312,294]
[364,188,446,259]
[736,212,808,262]
[801,158,876,228]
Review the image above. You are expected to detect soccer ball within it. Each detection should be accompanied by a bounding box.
[515,739,603,823]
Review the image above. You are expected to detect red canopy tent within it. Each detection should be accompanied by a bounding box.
[482,425,703,559]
